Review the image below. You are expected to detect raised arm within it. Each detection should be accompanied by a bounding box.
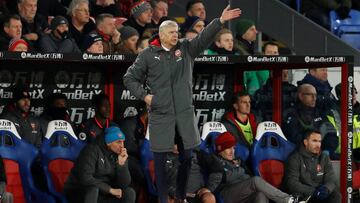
[188,5,241,57]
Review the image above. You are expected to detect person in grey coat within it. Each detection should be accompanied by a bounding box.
[123,5,241,203]
[39,16,80,53]
[64,126,135,203]
[283,129,341,203]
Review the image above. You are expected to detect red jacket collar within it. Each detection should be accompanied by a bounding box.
[150,38,161,47]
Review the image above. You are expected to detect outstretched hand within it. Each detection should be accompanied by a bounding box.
[220,5,242,23]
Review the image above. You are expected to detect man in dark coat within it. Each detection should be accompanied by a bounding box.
[0,14,23,51]
[64,126,135,203]
[283,130,341,203]
[1,86,43,148]
[123,5,241,203]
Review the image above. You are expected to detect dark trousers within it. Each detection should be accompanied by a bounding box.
[308,190,342,203]
[153,145,192,203]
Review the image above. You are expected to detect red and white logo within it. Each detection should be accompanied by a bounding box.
[175,49,182,57]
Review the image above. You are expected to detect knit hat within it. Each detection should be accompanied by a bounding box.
[181,16,201,34]
[235,19,255,38]
[12,85,30,103]
[82,32,103,51]
[50,16,69,31]
[8,38,29,51]
[104,127,126,144]
[119,26,139,41]
[131,1,152,19]
[215,132,236,153]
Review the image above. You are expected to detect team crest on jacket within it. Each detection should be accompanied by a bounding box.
[175,49,182,57]
[316,164,322,172]
[30,122,36,130]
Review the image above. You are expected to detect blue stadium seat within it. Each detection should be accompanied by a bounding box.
[139,128,157,196]
[330,9,360,36]
[251,121,295,188]
[0,119,56,203]
[200,121,249,161]
[40,120,86,203]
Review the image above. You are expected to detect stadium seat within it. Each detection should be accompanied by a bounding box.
[251,121,295,188]
[139,127,157,196]
[200,121,249,161]
[330,9,360,36]
[0,119,56,203]
[40,120,86,203]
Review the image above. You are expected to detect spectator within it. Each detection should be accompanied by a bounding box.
[221,91,257,151]
[67,0,96,48]
[283,130,341,203]
[117,25,139,54]
[184,29,198,40]
[37,0,67,19]
[90,0,122,17]
[0,14,23,51]
[300,0,351,29]
[8,38,29,52]
[297,68,337,114]
[264,41,279,55]
[0,85,42,148]
[234,18,257,55]
[282,84,334,147]
[136,36,149,52]
[39,92,76,136]
[204,28,237,55]
[150,0,168,27]
[0,156,14,203]
[95,13,121,54]
[17,0,49,50]
[78,94,117,143]
[180,16,205,36]
[123,1,154,37]
[186,0,206,21]
[82,32,104,53]
[214,132,303,203]
[39,15,81,53]
[64,126,136,203]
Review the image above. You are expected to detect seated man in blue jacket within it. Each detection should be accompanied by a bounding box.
[64,126,135,203]
[214,132,303,203]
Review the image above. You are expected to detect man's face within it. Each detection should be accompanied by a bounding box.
[185,31,197,40]
[16,98,31,113]
[98,17,115,35]
[216,33,233,51]
[192,20,205,33]
[137,9,152,24]
[98,99,111,118]
[188,2,206,20]
[52,98,67,108]
[242,25,257,42]
[152,1,168,21]
[304,132,322,155]
[18,0,37,20]
[4,19,22,39]
[299,86,317,108]
[264,44,279,55]
[310,68,328,82]
[55,24,69,35]
[107,140,124,154]
[87,41,104,54]
[219,146,235,161]
[12,43,28,52]
[73,2,90,24]
[233,95,251,115]
[159,25,179,48]
[282,70,289,82]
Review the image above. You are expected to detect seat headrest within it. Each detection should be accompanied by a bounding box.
[201,121,227,140]
[255,121,287,141]
[0,119,21,139]
[45,120,77,139]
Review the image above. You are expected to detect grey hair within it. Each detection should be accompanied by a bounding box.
[67,0,89,16]
[18,0,38,4]
[159,20,178,33]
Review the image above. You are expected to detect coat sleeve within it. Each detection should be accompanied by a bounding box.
[187,18,223,58]
[77,145,111,193]
[197,151,223,192]
[123,51,148,100]
[283,154,315,197]
[322,154,337,192]
[39,35,56,52]
[114,160,132,189]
